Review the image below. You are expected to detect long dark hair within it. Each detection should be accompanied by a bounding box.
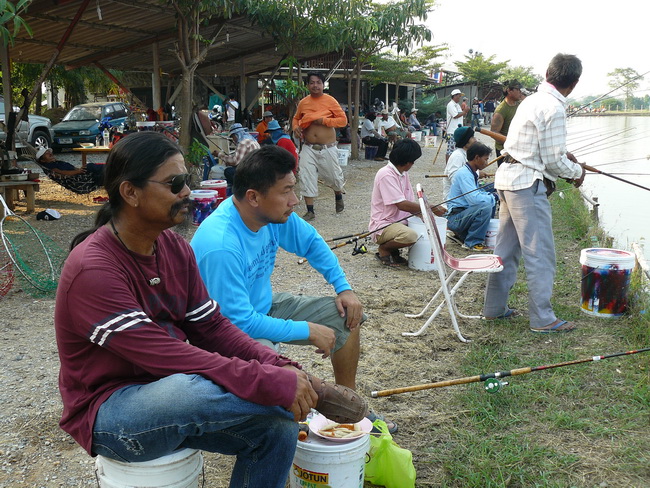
[70,131,182,249]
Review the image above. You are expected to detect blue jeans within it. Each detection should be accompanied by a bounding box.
[471,113,482,128]
[446,201,494,247]
[92,374,297,488]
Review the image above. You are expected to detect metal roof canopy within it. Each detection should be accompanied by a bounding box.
[9,0,323,80]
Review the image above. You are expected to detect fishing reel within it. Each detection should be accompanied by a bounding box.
[484,378,509,393]
[351,238,369,256]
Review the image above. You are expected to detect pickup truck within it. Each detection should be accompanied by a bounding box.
[0,98,54,150]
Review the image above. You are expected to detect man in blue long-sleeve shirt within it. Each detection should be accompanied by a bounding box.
[446,142,497,252]
[191,145,363,390]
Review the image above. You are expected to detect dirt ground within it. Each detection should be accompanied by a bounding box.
[0,136,499,487]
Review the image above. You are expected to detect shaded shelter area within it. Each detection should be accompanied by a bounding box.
[3,0,338,146]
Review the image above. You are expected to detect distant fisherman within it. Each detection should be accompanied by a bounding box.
[483,53,586,333]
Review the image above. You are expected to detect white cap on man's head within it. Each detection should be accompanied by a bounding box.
[36,147,52,160]
[450,89,462,96]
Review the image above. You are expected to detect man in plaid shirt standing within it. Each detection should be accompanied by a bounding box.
[483,53,586,333]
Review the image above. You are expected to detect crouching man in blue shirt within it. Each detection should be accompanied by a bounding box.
[191,145,363,388]
[446,142,497,252]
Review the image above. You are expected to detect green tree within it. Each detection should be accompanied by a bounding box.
[455,52,508,86]
[498,65,543,90]
[341,0,432,159]
[411,44,448,80]
[0,0,32,46]
[607,67,643,111]
[367,52,426,109]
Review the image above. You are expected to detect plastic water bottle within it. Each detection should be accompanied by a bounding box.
[102,129,110,146]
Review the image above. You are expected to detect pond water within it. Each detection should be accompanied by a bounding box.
[567,115,650,262]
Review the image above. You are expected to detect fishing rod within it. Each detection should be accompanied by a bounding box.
[477,128,650,192]
[327,185,489,248]
[370,347,650,398]
[432,134,444,166]
[586,172,650,176]
[567,70,650,117]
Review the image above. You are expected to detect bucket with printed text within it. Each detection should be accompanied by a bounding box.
[289,433,369,488]
[484,219,499,249]
[407,216,447,271]
[95,449,203,488]
[200,179,228,207]
[411,131,422,142]
[338,149,350,167]
[579,248,635,317]
[189,189,218,226]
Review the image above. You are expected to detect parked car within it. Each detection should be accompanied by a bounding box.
[0,98,54,150]
[52,102,129,151]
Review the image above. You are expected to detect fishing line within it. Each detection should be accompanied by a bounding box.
[587,156,650,168]
[567,70,650,117]
[569,127,636,154]
[573,130,650,158]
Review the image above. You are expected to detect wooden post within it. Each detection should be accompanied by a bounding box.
[152,43,161,112]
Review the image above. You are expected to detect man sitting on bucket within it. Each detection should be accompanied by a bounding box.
[369,139,445,266]
[54,132,366,488]
[445,141,497,252]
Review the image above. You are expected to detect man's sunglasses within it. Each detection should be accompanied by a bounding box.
[147,173,191,194]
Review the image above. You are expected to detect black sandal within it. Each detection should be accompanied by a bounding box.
[375,252,400,267]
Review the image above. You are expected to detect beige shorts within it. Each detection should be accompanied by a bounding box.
[299,144,345,197]
[376,223,419,246]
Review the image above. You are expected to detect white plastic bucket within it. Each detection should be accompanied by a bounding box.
[136,121,156,131]
[411,131,422,142]
[289,433,369,488]
[485,219,499,249]
[95,449,203,488]
[407,216,447,271]
[579,248,636,317]
[424,135,436,147]
[338,149,350,167]
[189,189,218,226]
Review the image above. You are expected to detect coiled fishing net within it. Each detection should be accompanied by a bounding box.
[1,196,66,298]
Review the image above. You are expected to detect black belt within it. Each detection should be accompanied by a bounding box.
[305,141,337,151]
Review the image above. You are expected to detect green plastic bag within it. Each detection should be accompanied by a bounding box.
[364,419,416,488]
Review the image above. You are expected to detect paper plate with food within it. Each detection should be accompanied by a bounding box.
[308,413,372,442]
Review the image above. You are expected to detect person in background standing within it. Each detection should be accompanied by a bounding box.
[471,97,483,129]
[446,89,470,162]
[292,71,348,221]
[224,93,239,129]
[483,99,495,125]
[491,80,525,160]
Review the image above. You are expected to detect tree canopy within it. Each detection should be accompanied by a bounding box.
[607,67,644,109]
[455,52,508,86]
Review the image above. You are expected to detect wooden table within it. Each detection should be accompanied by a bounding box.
[0,180,40,214]
[72,146,111,167]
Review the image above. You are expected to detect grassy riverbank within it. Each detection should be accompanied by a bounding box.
[424,181,650,487]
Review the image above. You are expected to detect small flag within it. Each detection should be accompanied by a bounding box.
[432,71,444,84]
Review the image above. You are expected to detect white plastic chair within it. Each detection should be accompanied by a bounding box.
[404,184,504,342]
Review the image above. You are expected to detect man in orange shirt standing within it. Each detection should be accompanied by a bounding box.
[293,72,347,221]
